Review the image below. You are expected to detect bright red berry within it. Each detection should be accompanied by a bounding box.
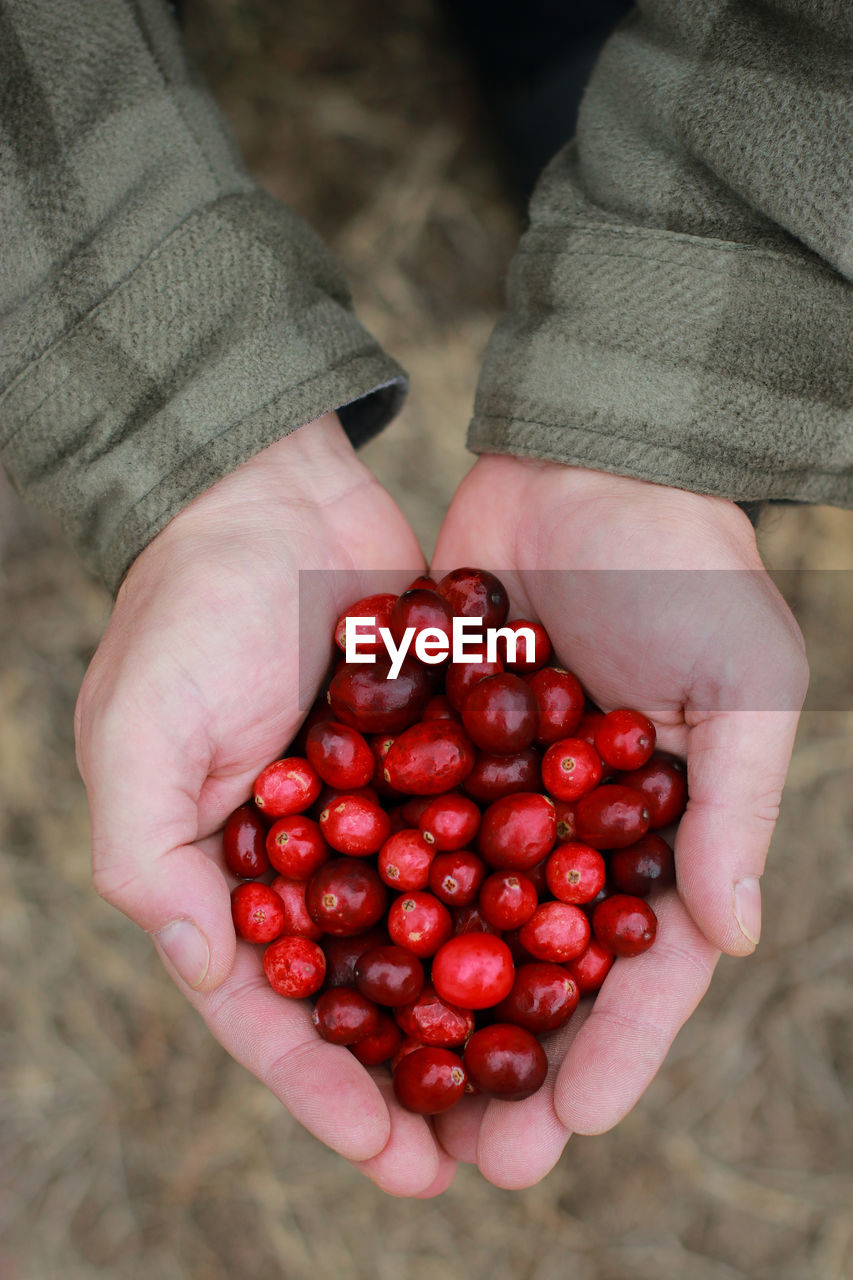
[270,875,323,940]
[306,720,375,790]
[377,827,434,890]
[305,859,387,936]
[618,752,687,828]
[527,667,585,745]
[497,619,552,673]
[266,814,328,880]
[318,793,391,856]
[595,708,656,771]
[333,593,397,655]
[383,720,476,795]
[395,984,475,1046]
[393,1047,468,1114]
[389,588,453,659]
[519,901,591,963]
[230,882,285,944]
[418,793,481,850]
[263,935,326,998]
[541,737,603,801]
[387,891,453,958]
[428,850,487,907]
[564,938,615,995]
[431,933,516,1009]
[478,870,538,930]
[545,842,606,905]
[478,792,557,870]
[253,757,322,817]
[593,894,657,957]
[493,962,579,1033]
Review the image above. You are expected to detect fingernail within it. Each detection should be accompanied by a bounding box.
[733,877,762,947]
[154,919,210,988]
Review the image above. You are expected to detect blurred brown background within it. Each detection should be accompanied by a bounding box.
[2,2,853,1277]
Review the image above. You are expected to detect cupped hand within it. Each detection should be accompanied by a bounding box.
[75,412,456,1197]
[431,454,808,1189]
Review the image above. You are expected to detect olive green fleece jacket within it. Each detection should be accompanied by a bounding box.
[1,1,851,593]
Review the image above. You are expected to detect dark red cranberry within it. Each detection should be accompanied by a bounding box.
[333,593,397,655]
[553,798,580,844]
[519,901,590,963]
[354,944,425,1006]
[377,828,434,890]
[387,891,453,958]
[573,785,651,849]
[328,658,432,734]
[305,720,375,790]
[230,882,285,944]
[390,1035,424,1072]
[266,814,328,880]
[545,843,606,905]
[407,575,438,591]
[320,926,388,988]
[270,875,323,940]
[393,1047,468,1114]
[527,667,586,745]
[436,567,509,628]
[305,859,387,936]
[461,673,539,755]
[318,793,391,856]
[253,757,322,817]
[431,934,515,1009]
[349,1011,403,1066]
[389,588,453,658]
[383,720,476,795]
[595,708,656,771]
[564,938,615,995]
[428,850,487,907]
[493,962,580,1033]
[610,833,676,896]
[462,747,541,803]
[478,870,538,931]
[418,793,480,850]
[263,935,326,998]
[593,895,657,957]
[478,792,557,870]
[223,803,270,878]
[497,619,552,673]
[395,984,476,1046]
[312,987,379,1045]
[618,752,688,828]
[421,694,461,722]
[452,902,500,936]
[463,1024,548,1100]
[541,737,603,801]
[574,710,605,745]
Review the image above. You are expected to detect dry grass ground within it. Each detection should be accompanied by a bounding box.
[2,3,852,1278]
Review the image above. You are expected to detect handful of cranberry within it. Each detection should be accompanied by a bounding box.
[223,569,686,1115]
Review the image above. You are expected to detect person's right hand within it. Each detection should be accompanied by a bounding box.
[75,412,457,1198]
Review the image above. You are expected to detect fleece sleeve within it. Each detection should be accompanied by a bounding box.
[468,0,853,507]
[0,0,407,592]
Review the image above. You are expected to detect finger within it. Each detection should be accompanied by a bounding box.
[554,891,719,1135]
[175,942,392,1162]
[432,1092,490,1164]
[352,1074,445,1196]
[677,706,802,955]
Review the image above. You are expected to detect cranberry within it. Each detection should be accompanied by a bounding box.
[290,698,336,756]
[390,1035,424,1072]
[253,757,322,817]
[320,926,388,988]
[618,752,688,828]
[263,935,326,999]
[610,833,676,896]
[230,882,285,944]
[519,901,590,963]
[541,737,603,801]
[501,928,537,965]
[395,984,475,1046]
[463,1024,548,1100]
[478,792,557,870]
[593,894,657,957]
[399,795,433,826]
[387,891,453,957]
[574,710,605,745]
[452,902,500,936]
[393,1047,468,1114]
[266,815,328,880]
[498,619,552,673]
[349,1011,403,1066]
[432,934,515,1009]
[270,875,323,940]
[383,720,476,795]
[545,842,606,905]
[421,694,460,722]
[436,567,509,629]
[445,657,504,711]
[318,793,391,856]
[377,828,434,890]
[354,944,425,1006]
[564,938,615,995]
[493,962,580,1033]
[407,574,438,591]
[389,588,453,659]
[223,803,270,879]
[527,667,586,745]
[553,798,580,843]
[428,850,487,907]
[462,747,541,803]
[315,784,379,814]
[524,857,551,898]
[418,793,480,850]
[478,870,538,930]
[573,784,651,849]
[305,859,387,936]
[305,720,375,790]
[461,673,539,755]
[595,708,656,771]
[312,987,380,1045]
[328,658,432,734]
[333,592,397,655]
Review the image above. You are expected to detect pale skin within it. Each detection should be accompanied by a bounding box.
[75,412,808,1195]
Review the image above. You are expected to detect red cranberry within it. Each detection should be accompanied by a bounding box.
[541,737,603,801]
[610,833,676,896]
[573,785,651,849]
[498,619,552,673]
[463,1024,548,1100]
[478,870,538,931]
[436,567,509,628]
[223,803,270,878]
[328,658,432,734]
[564,938,615,995]
[390,1035,424,1072]
[445,657,504,711]
[418,793,480,850]
[593,895,657,957]
[389,589,453,658]
[349,1011,403,1066]
[545,843,606,905]
[387,891,453,958]
[452,902,500,936]
[333,592,397,655]
[266,815,328,880]
[318,793,391,856]
[527,667,585,745]
[461,673,539,755]
[263,935,326,998]
[574,710,605,745]
[377,828,434,890]
[618,752,688,828]
[432,934,515,1009]
[399,795,433,826]
[253,757,322,817]
[312,987,380,1045]
[383,721,476,795]
[393,1047,468,1114]
[306,720,375,790]
[478,792,557,870]
[407,574,438,591]
[354,944,425,1006]
[421,694,460,722]
[305,859,387,936]
[493,962,580,1033]
[290,698,336,756]
[395,984,476,1046]
[595,708,656,771]
[270,875,323,940]
[463,747,541,803]
[320,926,388,988]
[428,850,487,907]
[553,798,580,844]
[519,901,590,963]
[230,882,285,944]
[502,927,538,965]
